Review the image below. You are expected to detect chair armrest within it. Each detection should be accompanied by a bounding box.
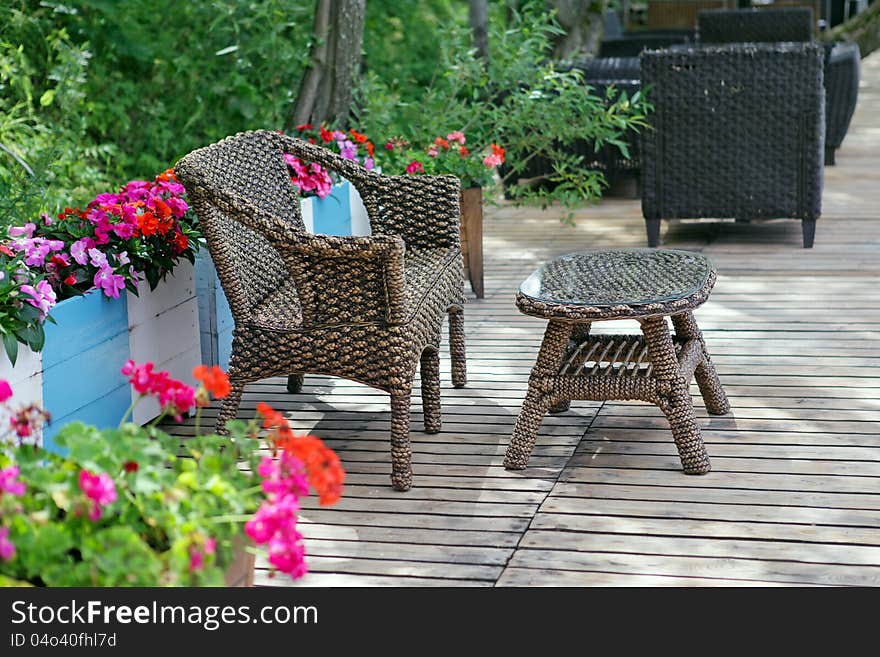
[277,233,408,327]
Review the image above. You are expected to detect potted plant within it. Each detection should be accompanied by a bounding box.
[0,360,344,586]
[383,131,504,300]
[1,170,204,443]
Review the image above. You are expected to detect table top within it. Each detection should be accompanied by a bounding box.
[517,249,716,322]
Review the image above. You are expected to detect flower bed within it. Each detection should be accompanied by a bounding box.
[0,360,345,586]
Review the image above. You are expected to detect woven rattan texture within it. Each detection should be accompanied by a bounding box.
[517,250,716,322]
[175,130,467,491]
[825,41,860,163]
[640,43,824,247]
[697,8,814,44]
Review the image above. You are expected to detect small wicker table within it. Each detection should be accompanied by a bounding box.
[504,249,730,475]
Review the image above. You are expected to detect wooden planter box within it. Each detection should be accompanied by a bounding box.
[197,182,369,368]
[460,187,485,299]
[0,265,201,451]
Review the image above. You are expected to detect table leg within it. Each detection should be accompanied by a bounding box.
[642,317,711,474]
[548,322,592,414]
[671,311,730,415]
[504,320,573,470]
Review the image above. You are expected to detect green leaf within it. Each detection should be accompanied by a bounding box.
[3,333,19,366]
[39,89,55,107]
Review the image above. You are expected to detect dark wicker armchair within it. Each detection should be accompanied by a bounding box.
[696,7,860,165]
[175,130,467,491]
[640,44,825,248]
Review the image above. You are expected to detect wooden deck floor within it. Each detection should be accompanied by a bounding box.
[182,53,880,586]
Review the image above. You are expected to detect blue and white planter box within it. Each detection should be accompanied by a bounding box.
[0,262,201,451]
[197,181,369,369]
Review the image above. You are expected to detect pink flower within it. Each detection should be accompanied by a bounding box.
[94,267,126,298]
[0,466,25,497]
[384,141,394,151]
[483,153,503,168]
[70,238,95,265]
[258,454,309,499]
[78,469,117,521]
[364,157,374,171]
[427,145,439,158]
[189,551,205,572]
[447,131,466,145]
[20,280,56,319]
[0,527,14,562]
[8,223,36,239]
[120,360,196,419]
[87,247,108,269]
[405,160,424,174]
[0,379,11,402]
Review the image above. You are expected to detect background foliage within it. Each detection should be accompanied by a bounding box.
[1,0,647,229]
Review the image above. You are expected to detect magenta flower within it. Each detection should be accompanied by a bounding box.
[0,379,11,402]
[78,469,117,521]
[20,280,57,319]
[257,454,308,499]
[364,157,374,171]
[406,160,424,174]
[0,465,25,497]
[87,247,108,269]
[0,527,14,562]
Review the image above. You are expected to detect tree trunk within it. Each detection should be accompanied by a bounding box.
[547,0,608,60]
[289,0,366,129]
[469,0,490,62]
[825,4,880,57]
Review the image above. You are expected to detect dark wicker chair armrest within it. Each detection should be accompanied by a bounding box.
[279,233,409,327]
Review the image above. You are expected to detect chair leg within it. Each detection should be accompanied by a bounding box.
[448,306,467,388]
[216,380,245,436]
[420,347,441,434]
[802,219,816,248]
[286,374,304,394]
[504,387,551,470]
[671,312,730,416]
[389,391,413,491]
[646,218,661,247]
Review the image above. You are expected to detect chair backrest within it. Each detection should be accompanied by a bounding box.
[640,44,824,222]
[698,7,814,43]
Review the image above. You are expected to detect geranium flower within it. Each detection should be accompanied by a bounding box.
[427,145,439,158]
[78,469,117,521]
[447,131,466,145]
[0,379,12,402]
[193,364,231,398]
[0,527,14,562]
[406,160,424,174]
[0,465,25,497]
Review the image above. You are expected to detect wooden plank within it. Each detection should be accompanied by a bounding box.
[495,568,798,587]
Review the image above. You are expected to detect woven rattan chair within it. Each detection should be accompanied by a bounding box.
[696,7,860,165]
[640,43,825,248]
[175,130,467,491]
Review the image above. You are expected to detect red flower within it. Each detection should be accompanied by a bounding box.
[405,160,424,174]
[366,141,375,157]
[63,275,77,286]
[434,137,450,150]
[137,212,159,237]
[319,125,334,143]
[296,123,313,131]
[123,460,139,473]
[491,143,505,163]
[276,434,345,506]
[349,129,368,144]
[172,231,188,253]
[459,146,469,157]
[193,365,231,399]
[0,245,14,257]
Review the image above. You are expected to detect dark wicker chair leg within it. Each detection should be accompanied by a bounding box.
[286,374,304,394]
[646,218,661,247]
[216,380,245,436]
[420,347,441,434]
[671,312,730,415]
[448,307,467,388]
[389,391,414,491]
[802,220,816,248]
[642,317,711,474]
[548,400,571,414]
[825,145,835,166]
